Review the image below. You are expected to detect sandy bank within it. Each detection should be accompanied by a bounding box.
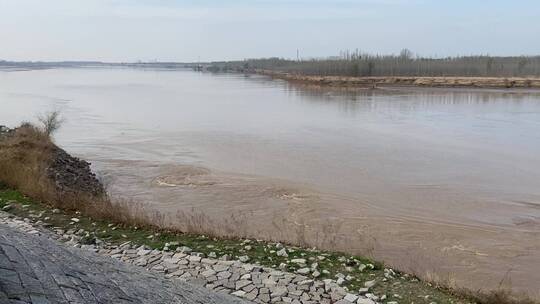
[254,69,540,89]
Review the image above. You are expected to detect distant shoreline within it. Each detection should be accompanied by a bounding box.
[252,69,540,89]
[4,61,540,90]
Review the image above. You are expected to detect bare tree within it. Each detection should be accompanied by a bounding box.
[209,52,540,78]
[400,48,413,60]
[38,110,64,136]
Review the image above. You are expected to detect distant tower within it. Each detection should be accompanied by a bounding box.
[297,49,300,61]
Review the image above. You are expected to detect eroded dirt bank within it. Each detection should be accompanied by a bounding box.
[253,69,540,89]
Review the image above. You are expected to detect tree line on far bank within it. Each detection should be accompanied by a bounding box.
[208,49,540,78]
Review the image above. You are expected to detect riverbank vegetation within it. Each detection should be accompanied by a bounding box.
[208,50,540,78]
[3,185,535,304]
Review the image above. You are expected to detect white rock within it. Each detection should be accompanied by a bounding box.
[297,279,313,286]
[364,280,376,288]
[365,293,379,300]
[357,298,376,304]
[291,258,306,264]
[188,256,201,262]
[231,290,246,297]
[358,288,369,294]
[262,278,277,286]
[201,258,217,265]
[200,269,216,277]
[213,264,230,272]
[177,246,192,253]
[235,280,251,290]
[344,293,359,302]
[163,258,180,264]
[217,271,232,279]
[270,286,288,297]
[136,246,150,255]
[276,248,288,257]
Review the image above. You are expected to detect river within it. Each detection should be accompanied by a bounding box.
[1,67,540,295]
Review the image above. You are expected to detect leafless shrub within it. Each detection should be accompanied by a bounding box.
[37,110,64,136]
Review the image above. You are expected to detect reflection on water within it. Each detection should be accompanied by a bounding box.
[2,67,540,295]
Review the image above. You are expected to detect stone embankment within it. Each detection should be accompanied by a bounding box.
[0,212,247,304]
[47,145,105,197]
[0,211,391,304]
[254,69,540,89]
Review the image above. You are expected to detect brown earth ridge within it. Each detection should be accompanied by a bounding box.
[251,69,540,89]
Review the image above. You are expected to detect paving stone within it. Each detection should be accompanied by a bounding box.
[0,221,248,304]
[0,210,378,304]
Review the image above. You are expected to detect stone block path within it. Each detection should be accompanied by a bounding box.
[0,223,249,304]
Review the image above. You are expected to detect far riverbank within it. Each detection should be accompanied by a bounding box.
[249,69,540,89]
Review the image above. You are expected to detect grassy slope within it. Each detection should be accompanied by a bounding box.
[0,185,475,304]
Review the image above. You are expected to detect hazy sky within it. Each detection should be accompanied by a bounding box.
[1,0,539,62]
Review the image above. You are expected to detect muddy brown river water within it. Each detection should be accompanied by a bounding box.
[1,67,540,296]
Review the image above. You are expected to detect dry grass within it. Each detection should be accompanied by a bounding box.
[0,123,56,201]
[469,290,536,304]
[391,249,538,304]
